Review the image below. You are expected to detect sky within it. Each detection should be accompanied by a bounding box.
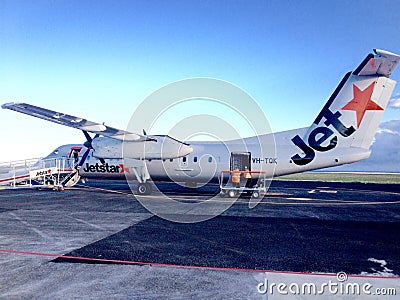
[0,0,399,171]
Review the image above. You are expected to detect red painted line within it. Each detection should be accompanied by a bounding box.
[0,170,73,183]
[0,249,398,279]
[57,169,74,173]
[0,174,30,183]
[221,170,265,174]
[82,174,126,178]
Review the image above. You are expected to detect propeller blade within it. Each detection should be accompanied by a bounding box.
[77,148,91,169]
[82,130,92,143]
[82,130,93,149]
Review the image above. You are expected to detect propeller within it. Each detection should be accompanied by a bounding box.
[76,130,105,169]
[82,130,94,149]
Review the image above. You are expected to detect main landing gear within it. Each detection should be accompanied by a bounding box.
[137,182,153,195]
[125,159,153,195]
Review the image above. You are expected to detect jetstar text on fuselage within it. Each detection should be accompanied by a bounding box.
[82,163,126,173]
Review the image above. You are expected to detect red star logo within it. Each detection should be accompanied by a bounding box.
[119,164,130,174]
[341,82,383,128]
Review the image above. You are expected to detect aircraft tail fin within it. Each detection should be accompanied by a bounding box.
[307,49,399,150]
[291,49,400,166]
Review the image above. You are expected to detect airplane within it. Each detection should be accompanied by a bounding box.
[2,49,399,196]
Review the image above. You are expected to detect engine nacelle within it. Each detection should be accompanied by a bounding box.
[91,135,192,160]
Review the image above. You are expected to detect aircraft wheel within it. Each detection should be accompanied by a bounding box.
[137,183,152,195]
[252,191,260,199]
[228,190,237,198]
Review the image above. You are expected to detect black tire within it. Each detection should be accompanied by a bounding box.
[228,190,237,198]
[137,183,152,195]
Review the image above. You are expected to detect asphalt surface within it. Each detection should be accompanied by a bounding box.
[0,179,399,298]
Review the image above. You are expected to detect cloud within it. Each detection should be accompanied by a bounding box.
[378,119,400,134]
[327,119,400,173]
[388,94,400,109]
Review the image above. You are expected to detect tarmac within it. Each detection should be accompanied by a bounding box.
[0,180,399,299]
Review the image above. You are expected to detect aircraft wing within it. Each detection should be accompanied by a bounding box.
[1,102,153,142]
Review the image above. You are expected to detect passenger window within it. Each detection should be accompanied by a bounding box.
[208,157,212,163]
[182,157,187,163]
[193,156,198,163]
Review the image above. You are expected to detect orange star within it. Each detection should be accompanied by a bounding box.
[341,82,383,127]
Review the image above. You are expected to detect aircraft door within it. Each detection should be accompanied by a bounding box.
[230,152,251,171]
[68,146,83,168]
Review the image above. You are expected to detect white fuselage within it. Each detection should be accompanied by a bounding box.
[72,125,369,183]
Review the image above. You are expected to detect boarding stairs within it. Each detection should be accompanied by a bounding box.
[0,157,78,189]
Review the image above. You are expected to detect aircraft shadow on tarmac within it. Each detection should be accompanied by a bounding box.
[53,214,400,275]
